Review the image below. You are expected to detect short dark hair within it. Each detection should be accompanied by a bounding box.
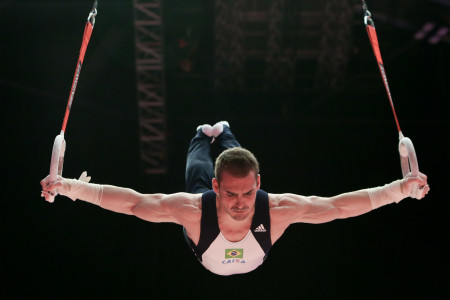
[214,147,259,183]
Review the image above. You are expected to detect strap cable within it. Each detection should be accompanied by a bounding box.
[361,1,426,199]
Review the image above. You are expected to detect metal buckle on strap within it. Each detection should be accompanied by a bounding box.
[88,0,98,26]
[362,0,375,27]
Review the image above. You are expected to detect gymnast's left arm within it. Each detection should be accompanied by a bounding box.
[40,171,201,224]
[270,172,430,225]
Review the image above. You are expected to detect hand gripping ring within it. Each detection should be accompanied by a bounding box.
[398,132,422,199]
[48,132,66,202]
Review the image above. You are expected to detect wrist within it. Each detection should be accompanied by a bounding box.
[368,180,407,209]
[64,178,103,205]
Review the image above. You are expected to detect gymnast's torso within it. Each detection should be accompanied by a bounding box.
[183,190,272,275]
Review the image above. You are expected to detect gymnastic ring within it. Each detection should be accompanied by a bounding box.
[48,133,66,202]
[398,133,421,199]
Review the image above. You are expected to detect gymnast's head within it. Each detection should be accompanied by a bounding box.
[214,147,260,185]
[213,147,260,221]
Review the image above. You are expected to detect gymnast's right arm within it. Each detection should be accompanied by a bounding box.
[40,172,201,224]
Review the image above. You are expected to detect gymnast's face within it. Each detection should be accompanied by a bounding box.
[213,170,260,221]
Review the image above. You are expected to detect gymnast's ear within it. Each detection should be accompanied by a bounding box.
[212,178,219,194]
[257,174,261,189]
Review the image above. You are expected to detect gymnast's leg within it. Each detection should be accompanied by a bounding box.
[212,121,241,152]
[185,124,215,194]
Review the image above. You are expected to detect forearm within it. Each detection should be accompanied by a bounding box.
[63,179,142,215]
[331,190,374,219]
[99,185,143,214]
[335,180,407,217]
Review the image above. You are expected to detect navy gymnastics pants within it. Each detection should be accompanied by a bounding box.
[185,126,241,194]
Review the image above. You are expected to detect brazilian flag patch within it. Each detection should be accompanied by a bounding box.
[225,249,243,259]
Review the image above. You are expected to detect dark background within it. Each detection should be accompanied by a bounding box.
[2,0,449,299]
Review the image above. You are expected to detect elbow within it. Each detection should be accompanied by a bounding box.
[128,204,139,216]
[122,193,143,216]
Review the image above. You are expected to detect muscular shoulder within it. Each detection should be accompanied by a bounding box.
[267,193,304,242]
[167,192,202,244]
[161,192,202,218]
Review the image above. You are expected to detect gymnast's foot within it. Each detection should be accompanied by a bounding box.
[197,124,213,137]
[212,121,229,138]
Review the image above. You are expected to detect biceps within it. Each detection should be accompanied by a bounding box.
[281,196,340,224]
[131,201,178,223]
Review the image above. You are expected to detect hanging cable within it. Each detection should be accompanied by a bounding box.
[361,0,426,199]
[46,1,98,202]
